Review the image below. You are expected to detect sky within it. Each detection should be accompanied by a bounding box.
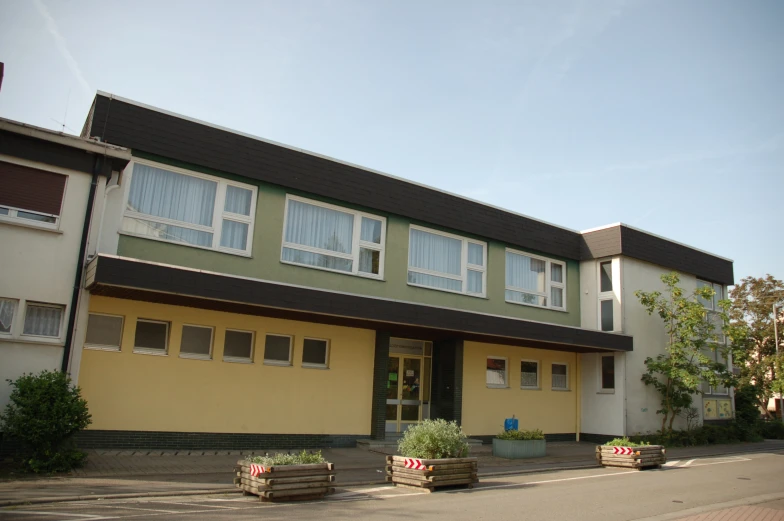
[0,0,781,283]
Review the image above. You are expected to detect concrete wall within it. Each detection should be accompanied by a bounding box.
[101,157,581,328]
[0,155,96,410]
[461,340,579,437]
[80,296,376,435]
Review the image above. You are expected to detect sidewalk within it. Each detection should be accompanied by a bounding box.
[2,440,783,507]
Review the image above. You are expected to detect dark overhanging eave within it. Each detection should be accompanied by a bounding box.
[85,255,633,354]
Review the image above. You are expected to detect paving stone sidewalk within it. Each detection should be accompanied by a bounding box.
[1,440,782,507]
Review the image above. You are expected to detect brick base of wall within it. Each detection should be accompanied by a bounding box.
[473,433,577,445]
[74,430,366,451]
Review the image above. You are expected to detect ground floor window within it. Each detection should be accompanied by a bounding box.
[302,338,329,368]
[487,356,508,388]
[601,355,615,391]
[552,363,569,390]
[520,360,539,389]
[264,334,293,365]
[85,313,124,351]
[180,324,214,360]
[134,319,169,354]
[223,329,254,362]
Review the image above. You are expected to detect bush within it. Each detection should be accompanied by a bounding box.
[604,437,650,447]
[246,450,326,466]
[0,370,92,473]
[758,421,784,440]
[397,419,469,459]
[496,429,544,441]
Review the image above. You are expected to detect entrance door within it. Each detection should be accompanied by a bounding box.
[386,356,422,433]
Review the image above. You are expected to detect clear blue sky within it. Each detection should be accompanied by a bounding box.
[1,0,781,283]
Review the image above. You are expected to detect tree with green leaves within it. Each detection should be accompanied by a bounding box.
[635,273,736,434]
[729,275,784,419]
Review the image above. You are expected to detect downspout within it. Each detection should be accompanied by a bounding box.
[61,155,104,373]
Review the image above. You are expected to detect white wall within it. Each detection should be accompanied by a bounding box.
[0,155,100,410]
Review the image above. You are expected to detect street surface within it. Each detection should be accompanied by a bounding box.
[1,451,783,521]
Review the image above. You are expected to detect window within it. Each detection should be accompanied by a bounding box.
[180,325,214,359]
[223,329,254,362]
[552,363,569,390]
[702,346,731,396]
[264,334,293,365]
[22,303,64,338]
[600,299,614,331]
[505,249,565,309]
[0,298,18,334]
[521,360,539,389]
[302,338,329,368]
[697,280,724,311]
[600,261,613,293]
[123,161,256,255]
[0,160,65,230]
[408,226,486,296]
[84,313,124,350]
[282,196,386,278]
[601,355,615,391]
[486,357,507,388]
[134,319,169,354]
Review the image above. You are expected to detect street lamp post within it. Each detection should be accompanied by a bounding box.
[775,303,783,422]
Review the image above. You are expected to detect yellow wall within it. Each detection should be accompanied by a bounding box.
[80,297,376,434]
[462,341,579,436]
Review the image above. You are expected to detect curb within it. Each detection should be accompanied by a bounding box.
[0,488,237,508]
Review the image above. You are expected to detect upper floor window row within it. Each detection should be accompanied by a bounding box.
[697,280,724,311]
[0,160,66,231]
[505,249,566,310]
[122,161,257,256]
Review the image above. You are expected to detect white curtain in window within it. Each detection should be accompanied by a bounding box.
[468,243,484,266]
[128,164,217,226]
[506,252,545,292]
[467,270,483,293]
[23,305,62,337]
[409,229,462,275]
[285,200,354,253]
[220,220,248,250]
[0,299,16,333]
[224,186,252,215]
[360,217,382,243]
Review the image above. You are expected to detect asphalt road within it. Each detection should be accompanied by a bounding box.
[2,451,783,521]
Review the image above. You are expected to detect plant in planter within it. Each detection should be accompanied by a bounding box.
[386,419,478,492]
[596,437,665,470]
[492,428,546,459]
[234,450,336,501]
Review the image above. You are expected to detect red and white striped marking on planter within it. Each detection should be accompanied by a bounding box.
[612,447,634,455]
[404,458,426,470]
[249,464,267,476]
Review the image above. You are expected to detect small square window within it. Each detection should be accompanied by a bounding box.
[22,303,64,338]
[134,319,169,354]
[85,314,124,350]
[302,338,329,368]
[180,325,214,359]
[521,360,539,388]
[0,298,18,334]
[264,334,292,365]
[601,355,615,390]
[487,357,508,388]
[552,363,569,390]
[224,329,254,362]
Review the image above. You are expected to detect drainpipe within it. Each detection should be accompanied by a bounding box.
[61,155,104,373]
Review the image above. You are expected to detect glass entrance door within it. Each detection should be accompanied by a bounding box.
[386,356,422,433]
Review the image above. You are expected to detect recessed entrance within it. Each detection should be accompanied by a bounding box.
[385,338,432,433]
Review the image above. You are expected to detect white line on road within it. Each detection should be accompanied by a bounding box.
[3,512,117,520]
[474,470,640,492]
[682,459,696,467]
[663,460,681,467]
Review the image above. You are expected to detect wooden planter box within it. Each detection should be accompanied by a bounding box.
[385,455,478,492]
[492,438,546,459]
[595,445,666,470]
[234,461,336,501]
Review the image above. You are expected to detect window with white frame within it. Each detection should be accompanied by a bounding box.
[0,160,66,230]
[134,319,169,354]
[407,226,486,296]
[223,329,254,363]
[601,355,615,391]
[180,324,214,359]
[302,338,329,368]
[122,161,257,255]
[505,249,565,309]
[701,345,731,396]
[264,334,293,365]
[552,363,569,390]
[22,303,64,338]
[486,357,507,388]
[697,280,724,311]
[281,196,386,278]
[520,360,539,389]
[0,298,18,335]
[84,313,124,351]
[598,260,615,332]
[600,299,614,332]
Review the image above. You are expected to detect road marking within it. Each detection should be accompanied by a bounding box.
[330,486,395,498]
[663,460,681,467]
[682,459,696,467]
[99,505,181,514]
[475,470,640,492]
[2,512,117,520]
[157,501,238,509]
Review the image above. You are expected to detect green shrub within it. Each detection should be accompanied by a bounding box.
[246,450,327,466]
[604,437,650,447]
[0,370,92,473]
[758,421,784,440]
[397,419,469,459]
[496,429,544,441]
